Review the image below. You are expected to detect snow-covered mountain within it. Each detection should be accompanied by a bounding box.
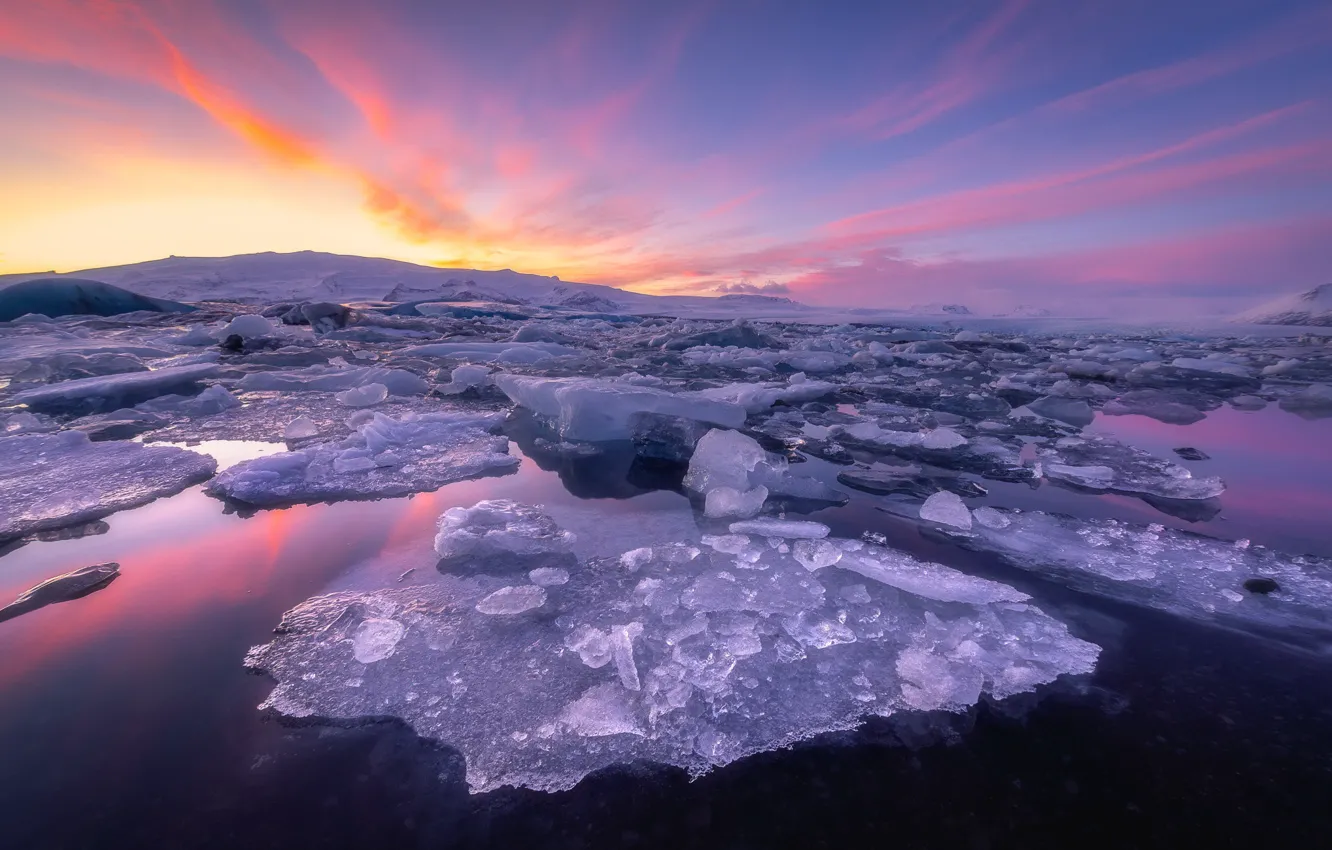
[1234,284,1332,327]
[0,251,651,310]
[0,251,988,325]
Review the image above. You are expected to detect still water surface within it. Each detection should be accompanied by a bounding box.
[2,406,1331,849]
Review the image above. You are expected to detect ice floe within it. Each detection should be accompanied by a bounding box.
[247,503,1100,793]
[206,411,516,506]
[0,431,216,541]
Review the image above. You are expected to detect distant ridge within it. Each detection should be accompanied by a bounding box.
[1234,284,1332,327]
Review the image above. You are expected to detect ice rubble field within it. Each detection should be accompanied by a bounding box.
[3,290,1332,791]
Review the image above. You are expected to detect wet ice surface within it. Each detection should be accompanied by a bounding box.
[247,504,1097,793]
[3,301,1332,844]
[206,410,517,507]
[0,431,216,542]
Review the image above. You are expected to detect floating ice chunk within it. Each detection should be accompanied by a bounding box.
[920,491,973,530]
[283,416,319,440]
[972,506,1012,529]
[238,366,428,395]
[249,521,1098,793]
[565,626,613,668]
[335,382,388,408]
[1279,384,1332,418]
[832,543,1028,604]
[0,431,216,541]
[405,341,578,363]
[560,684,644,738]
[1171,357,1250,377]
[135,383,240,417]
[793,539,843,570]
[683,428,769,494]
[495,375,745,441]
[529,567,571,586]
[1229,394,1268,411]
[439,364,492,394]
[610,622,644,690]
[920,427,968,450]
[896,647,983,711]
[434,500,575,559]
[690,378,836,414]
[1025,396,1094,427]
[1041,435,1225,501]
[942,508,1332,643]
[704,485,768,519]
[352,619,405,663]
[841,584,872,604]
[12,363,221,414]
[1102,390,1206,425]
[728,519,830,539]
[173,325,217,346]
[476,585,547,615]
[219,314,275,340]
[206,411,516,506]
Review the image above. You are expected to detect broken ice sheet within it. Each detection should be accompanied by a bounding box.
[0,431,217,542]
[206,411,517,506]
[247,503,1099,794]
[927,508,1332,645]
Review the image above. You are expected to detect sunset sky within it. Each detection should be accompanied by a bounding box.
[1,0,1329,312]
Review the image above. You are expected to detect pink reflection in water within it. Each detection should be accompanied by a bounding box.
[1088,405,1332,556]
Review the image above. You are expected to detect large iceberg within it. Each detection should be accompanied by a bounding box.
[206,411,517,506]
[494,375,746,442]
[0,431,216,541]
[247,504,1099,794]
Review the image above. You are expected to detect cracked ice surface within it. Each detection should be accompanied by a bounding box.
[247,503,1099,794]
[0,431,217,541]
[205,411,517,506]
[938,509,1332,640]
[1040,434,1225,501]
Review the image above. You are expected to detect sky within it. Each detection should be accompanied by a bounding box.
[1,0,1329,314]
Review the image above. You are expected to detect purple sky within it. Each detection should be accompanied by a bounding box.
[1,0,1329,313]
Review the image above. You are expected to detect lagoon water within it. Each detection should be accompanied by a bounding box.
[3,406,1332,849]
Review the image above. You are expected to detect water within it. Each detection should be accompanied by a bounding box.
[2,409,1332,848]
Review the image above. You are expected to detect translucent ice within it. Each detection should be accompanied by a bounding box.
[476,585,548,615]
[727,519,830,539]
[495,375,745,441]
[434,500,576,560]
[283,416,319,440]
[335,383,388,408]
[248,504,1099,794]
[920,491,973,530]
[941,509,1332,644]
